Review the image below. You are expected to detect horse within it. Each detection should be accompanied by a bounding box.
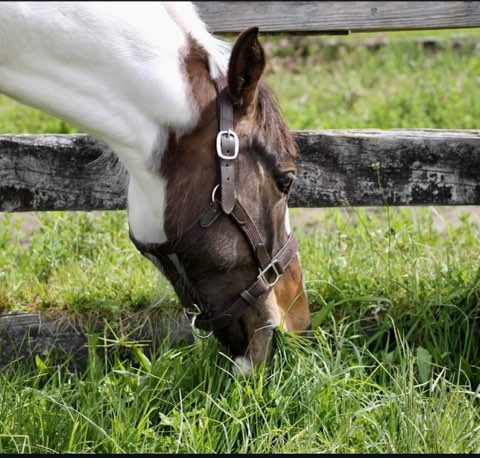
[0,2,311,375]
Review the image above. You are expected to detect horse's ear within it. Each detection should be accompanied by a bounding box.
[227,26,266,109]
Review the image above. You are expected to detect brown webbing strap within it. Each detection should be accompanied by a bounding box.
[195,276,269,331]
[130,210,299,332]
[129,230,201,307]
[231,200,271,269]
[217,87,237,214]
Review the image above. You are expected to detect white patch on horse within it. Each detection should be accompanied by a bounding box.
[285,206,292,235]
[0,2,231,244]
[232,356,253,377]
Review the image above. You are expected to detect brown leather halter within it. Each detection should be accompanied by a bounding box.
[129,82,298,334]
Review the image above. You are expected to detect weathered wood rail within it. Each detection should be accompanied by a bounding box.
[0,311,193,369]
[198,2,480,34]
[1,130,479,212]
[1,1,480,366]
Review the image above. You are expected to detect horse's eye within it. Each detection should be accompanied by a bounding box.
[276,171,295,195]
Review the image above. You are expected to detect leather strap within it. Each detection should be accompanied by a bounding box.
[217,87,237,214]
[231,200,271,270]
[129,199,298,332]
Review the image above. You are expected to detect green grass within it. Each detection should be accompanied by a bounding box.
[1,322,479,453]
[0,211,172,316]
[298,206,480,384]
[1,29,480,453]
[0,95,78,134]
[265,31,480,130]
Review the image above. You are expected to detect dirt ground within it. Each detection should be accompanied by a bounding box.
[289,206,480,235]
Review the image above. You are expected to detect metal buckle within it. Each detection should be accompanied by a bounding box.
[258,261,282,288]
[216,129,239,160]
[183,303,213,339]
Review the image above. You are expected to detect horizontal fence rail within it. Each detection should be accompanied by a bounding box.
[0,311,193,369]
[196,1,480,34]
[1,130,479,212]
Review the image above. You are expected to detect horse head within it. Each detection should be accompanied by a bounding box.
[131,27,311,374]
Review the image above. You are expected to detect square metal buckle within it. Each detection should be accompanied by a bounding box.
[216,129,239,160]
[258,261,282,288]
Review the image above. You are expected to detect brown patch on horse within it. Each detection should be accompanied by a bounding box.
[181,35,218,115]
[161,35,218,237]
[273,256,311,331]
[158,28,311,365]
[252,81,298,171]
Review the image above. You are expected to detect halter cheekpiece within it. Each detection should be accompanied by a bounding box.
[129,81,298,335]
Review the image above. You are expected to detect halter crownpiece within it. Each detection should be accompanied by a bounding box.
[217,84,238,214]
[129,81,298,334]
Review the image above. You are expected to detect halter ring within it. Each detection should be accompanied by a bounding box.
[211,183,236,204]
[184,304,213,339]
[211,184,220,203]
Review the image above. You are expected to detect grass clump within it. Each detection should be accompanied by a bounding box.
[295,206,480,385]
[1,323,480,453]
[0,211,176,316]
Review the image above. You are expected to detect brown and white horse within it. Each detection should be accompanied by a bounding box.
[0,2,310,374]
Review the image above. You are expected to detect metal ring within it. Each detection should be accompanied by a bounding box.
[191,315,213,339]
[184,304,213,339]
[183,303,202,318]
[211,183,236,203]
[211,184,220,203]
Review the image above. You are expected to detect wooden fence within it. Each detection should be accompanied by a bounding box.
[1,2,479,365]
[1,129,479,212]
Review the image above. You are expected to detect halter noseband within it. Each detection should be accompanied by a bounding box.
[129,82,298,334]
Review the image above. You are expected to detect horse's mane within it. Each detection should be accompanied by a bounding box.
[256,81,298,161]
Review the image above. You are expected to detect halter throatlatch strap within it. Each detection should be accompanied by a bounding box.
[129,81,298,333]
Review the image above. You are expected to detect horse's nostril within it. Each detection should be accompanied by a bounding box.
[293,321,314,341]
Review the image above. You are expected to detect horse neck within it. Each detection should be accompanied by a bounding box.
[0,2,228,159]
[0,2,230,243]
